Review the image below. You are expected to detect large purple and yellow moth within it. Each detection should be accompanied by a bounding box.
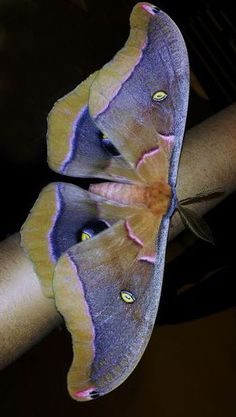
[21,3,189,401]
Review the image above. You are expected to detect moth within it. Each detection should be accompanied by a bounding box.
[21,3,189,401]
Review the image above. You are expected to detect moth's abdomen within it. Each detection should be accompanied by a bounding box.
[89,181,171,217]
[89,182,146,207]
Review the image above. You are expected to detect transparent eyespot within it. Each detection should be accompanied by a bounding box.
[152,90,167,102]
[78,220,109,242]
[81,231,91,241]
[120,290,136,304]
[99,132,120,156]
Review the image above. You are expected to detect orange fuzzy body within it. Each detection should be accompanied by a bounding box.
[89,181,171,217]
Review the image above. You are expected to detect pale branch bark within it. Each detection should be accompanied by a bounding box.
[0,103,236,369]
[170,103,236,239]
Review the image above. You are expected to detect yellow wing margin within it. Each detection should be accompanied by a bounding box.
[47,71,98,172]
[89,3,153,117]
[54,253,96,401]
[21,184,58,298]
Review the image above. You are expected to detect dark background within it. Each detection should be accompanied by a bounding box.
[0,0,236,415]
